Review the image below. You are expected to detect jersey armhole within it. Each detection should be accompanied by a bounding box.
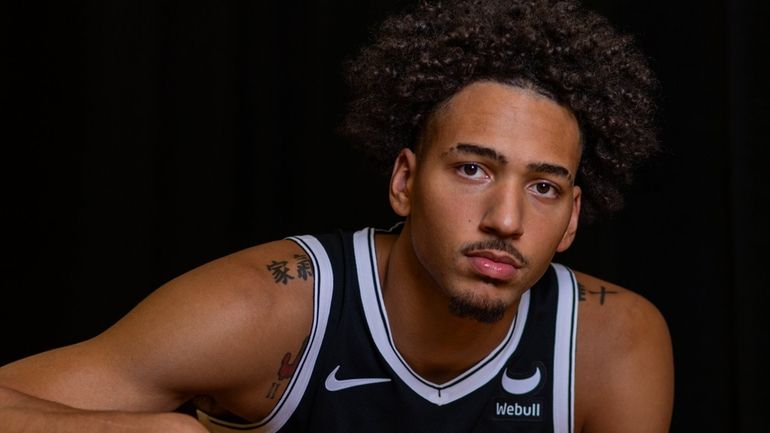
[197,235,335,433]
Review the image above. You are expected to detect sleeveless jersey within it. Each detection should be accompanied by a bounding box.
[198,227,578,433]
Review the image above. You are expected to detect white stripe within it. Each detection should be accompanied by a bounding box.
[551,263,578,433]
[199,235,334,433]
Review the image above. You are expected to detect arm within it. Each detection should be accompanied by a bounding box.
[574,272,674,433]
[0,239,314,432]
[0,386,206,433]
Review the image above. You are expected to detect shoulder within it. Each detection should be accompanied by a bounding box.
[571,270,674,433]
[106,238,319,419]
[573,271,668,344]
[133,239,315,335]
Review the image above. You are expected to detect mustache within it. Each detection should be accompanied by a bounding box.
[460,239,529,267]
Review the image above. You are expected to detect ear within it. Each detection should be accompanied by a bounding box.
[389,148,418,217]
[556,185,581,252]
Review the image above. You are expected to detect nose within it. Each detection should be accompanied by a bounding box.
[479,183,525,238]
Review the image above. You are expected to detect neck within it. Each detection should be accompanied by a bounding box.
[375,230,519,384]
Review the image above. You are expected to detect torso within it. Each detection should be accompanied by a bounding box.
[198,228,590,431]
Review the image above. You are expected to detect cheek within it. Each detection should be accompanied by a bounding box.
[525,204,573,248]
[410,183,475,252]
[422,188,479,235]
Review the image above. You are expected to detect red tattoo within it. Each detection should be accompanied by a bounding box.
[278,352,299,380]
[277,336,309,381]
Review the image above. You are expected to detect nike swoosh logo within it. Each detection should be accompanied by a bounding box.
[501,364,542,395]
[324,365,391,391]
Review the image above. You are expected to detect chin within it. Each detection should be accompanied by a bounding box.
[446,290,509,324]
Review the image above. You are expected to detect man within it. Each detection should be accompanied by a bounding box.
[0,0,673,432]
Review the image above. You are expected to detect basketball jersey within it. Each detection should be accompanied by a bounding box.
[197,227,578,433]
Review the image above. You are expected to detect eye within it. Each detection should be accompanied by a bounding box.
[456,163,489,180]
[529,182,560,199]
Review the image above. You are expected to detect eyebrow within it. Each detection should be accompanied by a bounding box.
[451,143,573,182]
[527,162,573,183]
[453,143,508,164]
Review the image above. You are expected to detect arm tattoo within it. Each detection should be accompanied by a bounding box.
[295,254,313,280]
[588,285,618,305]
[278,335,310,380]
[266,255,314,285]
[579,282,618,305]
[266,382,280,399]
[266,336,311,400]
[267,260,294,284]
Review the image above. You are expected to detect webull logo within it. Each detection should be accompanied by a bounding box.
[492,399,543,421]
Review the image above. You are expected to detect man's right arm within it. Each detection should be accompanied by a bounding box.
[0,239,314,432]
[0,386,206,433]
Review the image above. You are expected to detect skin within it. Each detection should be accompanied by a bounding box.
[0,81,673,433]
[382,81,582,380]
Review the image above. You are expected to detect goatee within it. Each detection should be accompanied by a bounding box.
[448,293,506,323]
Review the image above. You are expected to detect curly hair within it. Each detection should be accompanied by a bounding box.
[341,0,660,222]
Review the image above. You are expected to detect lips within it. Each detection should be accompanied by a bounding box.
[466,252,521,280]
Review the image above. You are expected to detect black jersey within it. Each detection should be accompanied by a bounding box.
[198,227,578,433]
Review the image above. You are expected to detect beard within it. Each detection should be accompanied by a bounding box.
[447,290,507,323]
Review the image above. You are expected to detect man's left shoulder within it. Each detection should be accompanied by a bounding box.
[571,270,674,433]
[572,270,669,349]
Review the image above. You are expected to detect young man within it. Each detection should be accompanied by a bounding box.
[0,1,673,432]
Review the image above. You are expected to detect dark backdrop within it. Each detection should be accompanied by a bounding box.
[3,1,769,432]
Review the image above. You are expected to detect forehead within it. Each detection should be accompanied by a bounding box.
[423,81,582,173]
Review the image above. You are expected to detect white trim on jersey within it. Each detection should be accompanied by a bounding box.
[354,228,532,406]
[198,235,335,433]
[551,263,578,433]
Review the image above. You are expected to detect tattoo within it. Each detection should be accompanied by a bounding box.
[265,255,314,285]
[267,260,294,284]
[295,254,313,280]
[266,382,280,399]
[578,282,618,305]
[278,336,309,380]
[588,285,618,305]
[266,336,310,400]
[278,353,298,380]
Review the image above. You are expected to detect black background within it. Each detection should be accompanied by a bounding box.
[3,1,769,432]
